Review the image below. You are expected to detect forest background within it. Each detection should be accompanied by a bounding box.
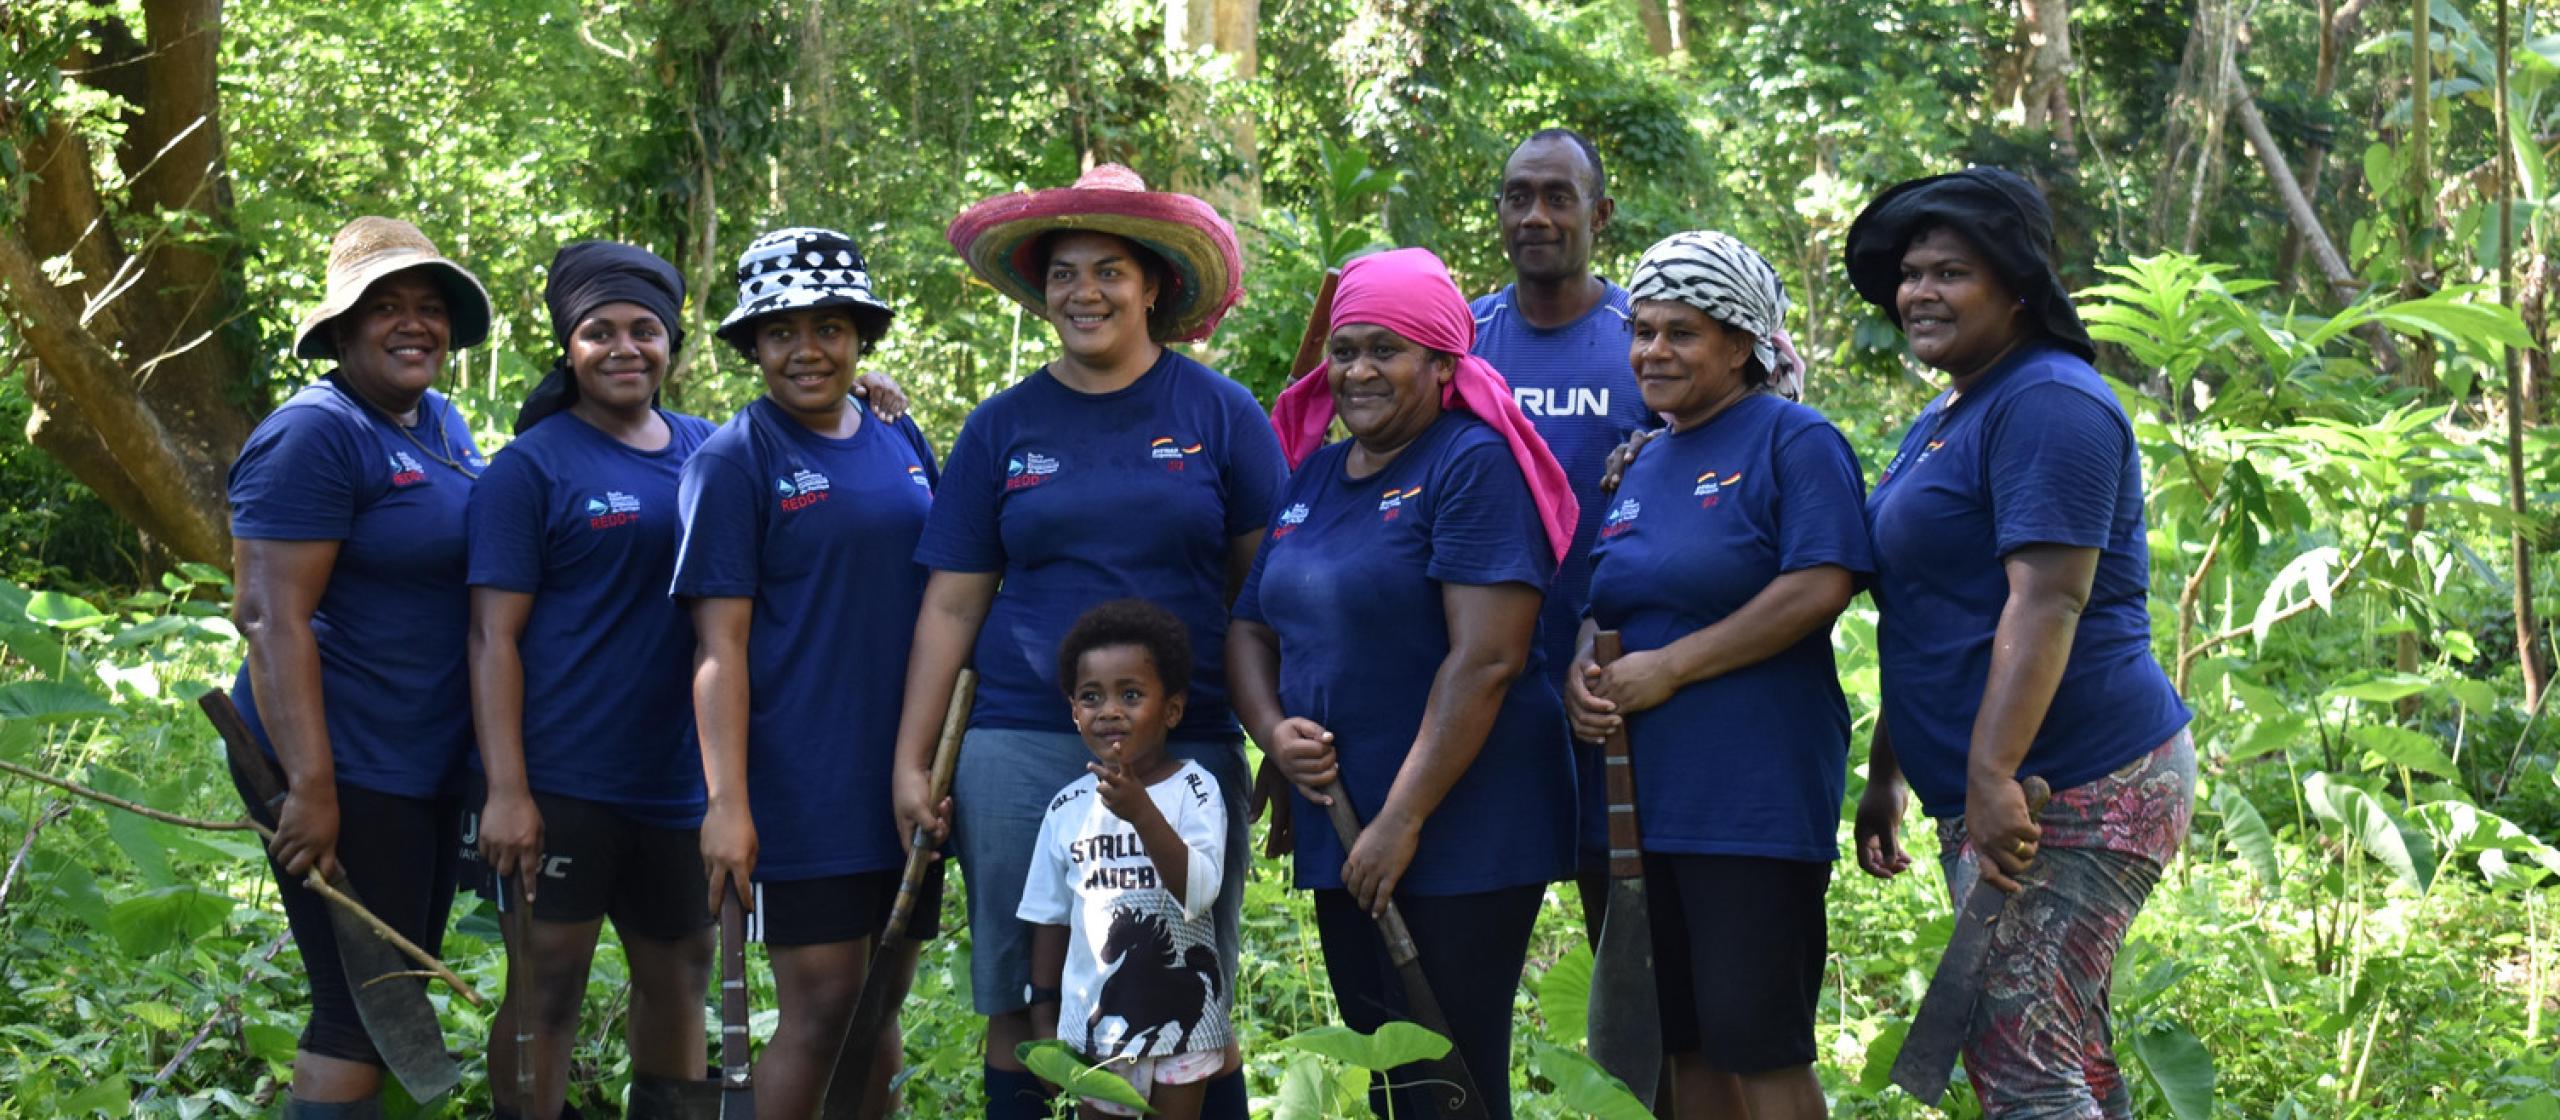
[2,0,2558,1116]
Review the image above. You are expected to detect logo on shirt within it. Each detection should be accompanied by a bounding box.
[775,468,832,511]
[584,490,642,530]
[1271,502,1310,540]
[1694,469,1742,507]
[1600,499,1641,539]
[906,464,932,490]
[1513,385,1614,418]
[1880,439,1945,485]
[387,452,429,488]
[1004,450,1062,492]
[1149,436,1205,471]
[1377,485,1422,522]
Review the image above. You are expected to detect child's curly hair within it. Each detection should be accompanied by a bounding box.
[1055,598,1193,700]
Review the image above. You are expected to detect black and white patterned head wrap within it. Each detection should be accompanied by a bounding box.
[714,226,894,358]
[1627,230,1805,401]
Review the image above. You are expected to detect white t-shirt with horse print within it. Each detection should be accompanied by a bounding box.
[1019,759,1230,1059]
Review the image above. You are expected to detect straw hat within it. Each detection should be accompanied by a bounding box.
[292,217,494,360]
[946,164,1243,343]
[715,227,895,357]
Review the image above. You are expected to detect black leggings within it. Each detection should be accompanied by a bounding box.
[1314,884,1544,1120]
[232,759,460,1064]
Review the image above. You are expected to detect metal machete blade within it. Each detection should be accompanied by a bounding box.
[324,877,460,1102]
[1888,862,2015,1105]
[1585,880,1661,1109]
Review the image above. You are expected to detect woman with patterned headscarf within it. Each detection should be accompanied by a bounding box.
[1233,247,1579,1120]
[1567,231,1871,1120]
[1847,168,2193,1120]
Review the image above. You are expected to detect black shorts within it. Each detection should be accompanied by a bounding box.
[747,862,947,948]
[1314,884,1543,1120]
[460,782,712,942]
[1644,852,1831,1073]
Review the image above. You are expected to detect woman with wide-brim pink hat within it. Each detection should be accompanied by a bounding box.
[891,164,1277,1119]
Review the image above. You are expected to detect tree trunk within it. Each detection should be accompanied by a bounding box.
[2492,0,2547,709]
[0,0,257,570]
[2155,0,2241,252]
[1634,0,1680,56]
[2018,0,2076,154]
[1165,0,1263,218]
[2278,0,2369,292]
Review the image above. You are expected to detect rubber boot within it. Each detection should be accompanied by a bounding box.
[283,1098,382,1120]
[626,1073,721,1120]
[984,1062,1057,1120]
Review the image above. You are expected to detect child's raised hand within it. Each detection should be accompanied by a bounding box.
[1091,746,1153,822]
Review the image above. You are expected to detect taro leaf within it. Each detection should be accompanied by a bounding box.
[244,1023,299,1067]
[1014,1041,1153,1112]
[105,810,176,890]
[0,622,72,681]
[2442,678,2502,713]
[2351,724,2461,780]
[2130,1019,2216,1120]
[1280,1021,1453,1072]
[127,1001,183,1032]
[24,590,108,630]
[58,1076,130,1117]
[2507,1092,2560,1120]
[2326,674,2432,704]
[1272,1055,1349,1120]
[0,680,116,723]
[105,886,233,956]
[1860,1020,1909,1094]
[2305,773,2438,893]
[1537,941,1594,1046]
[2228,715,2308,764]
[2413,801,2560,888]
[2216,786,2281,889]
[31,850,112,929]
[1528,1043,1652,1120]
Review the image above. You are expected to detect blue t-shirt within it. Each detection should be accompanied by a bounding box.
[227,375,486,799]
[914,350,1286,741]
[1866,344,2191,818]
[466,409,717,828]
[1469,282,1652,682]
[669,397,939,880]
[1234,413,1576,896]
[1584,393,1873,862]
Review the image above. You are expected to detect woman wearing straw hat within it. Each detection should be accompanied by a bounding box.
[899,165,1280,1119]
[463,240,723,1120]
[1231,246,1578,1120]
[225,216,494,1116]
[672,226,944,1119]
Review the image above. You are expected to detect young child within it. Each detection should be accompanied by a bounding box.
[1020,599,1231,1120]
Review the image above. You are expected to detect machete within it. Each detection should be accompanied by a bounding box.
[1888,775,2054,1105]
[719,889,756,1120]
[823,669,976,1120]
[1315,778,1491,1120]
[1582,632,1661,1107]
[197,689,462,1103]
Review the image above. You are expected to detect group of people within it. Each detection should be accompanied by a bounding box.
[223,125,2195,1120]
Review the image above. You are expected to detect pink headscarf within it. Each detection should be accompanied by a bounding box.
[1269,247,1578,567]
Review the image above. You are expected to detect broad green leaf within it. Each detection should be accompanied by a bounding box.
[1528,1043,1652,1120]
[2414,801,2560,887]
[1272,1055,1349,1120]
[127,1002,183,1032]
[0,680,116,723]
[2351,724,2460,780]
[2326,674,2431,704]
[105,810,177,891]
[104,886,233,956]
[2305,774,2438,893]
[2228,715,2307,764]
[2506,1092,2560,1120]
[1280,1021,1453,1071]
[2251,547,2339,644]
[0,622,71,681]
[1536,941,1593,1047]
[57,1076,130,1117]
[2443,678,2502,712]
[24,590,108,630]
[1013,1041,1152,1112]
[1860,1020,1909,1094]
[2130,1020,2216,1120]
[2216,787,2280,889]
[244,1023,299,1067]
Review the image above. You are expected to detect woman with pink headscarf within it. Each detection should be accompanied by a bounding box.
[1229,247,1578,1120]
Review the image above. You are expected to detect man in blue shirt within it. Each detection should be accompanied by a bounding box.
[1467,128,1656,939]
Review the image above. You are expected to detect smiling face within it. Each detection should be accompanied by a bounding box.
[1043,231,1161,370]
[1498,136,1611,286]
[332,270,451,412]
[1327,322,1452,454]
[749,307,861,424]
[566,301,670,417]
[1896,226,2029,381]
[1630,300,1755,429]
[1069,643,1185,774]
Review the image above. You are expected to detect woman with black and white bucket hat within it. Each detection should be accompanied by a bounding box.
[669,226,942,1118]
[224,216,494,1117]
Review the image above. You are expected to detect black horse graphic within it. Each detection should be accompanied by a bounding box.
[1088,904,1221,1053]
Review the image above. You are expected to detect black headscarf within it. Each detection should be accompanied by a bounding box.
[513,240,688,434]
[1842,166,2095,363]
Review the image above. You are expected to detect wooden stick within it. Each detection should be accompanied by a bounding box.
[0,758,486,1006]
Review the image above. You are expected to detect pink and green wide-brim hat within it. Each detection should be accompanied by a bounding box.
[945,164,1244,344]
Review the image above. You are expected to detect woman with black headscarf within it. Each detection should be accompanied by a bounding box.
[1845,168,2195,1119]
[464,240,721,1119]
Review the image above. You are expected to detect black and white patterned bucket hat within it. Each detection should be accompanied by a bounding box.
[715,226,895,356]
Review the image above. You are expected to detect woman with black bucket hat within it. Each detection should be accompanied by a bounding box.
[671,226,943,1119]
[1845,167,2195,1119]
[463,240,723,1119]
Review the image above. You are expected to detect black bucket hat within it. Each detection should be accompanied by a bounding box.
[1842,166,2095,363]
[715,227,894,358]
